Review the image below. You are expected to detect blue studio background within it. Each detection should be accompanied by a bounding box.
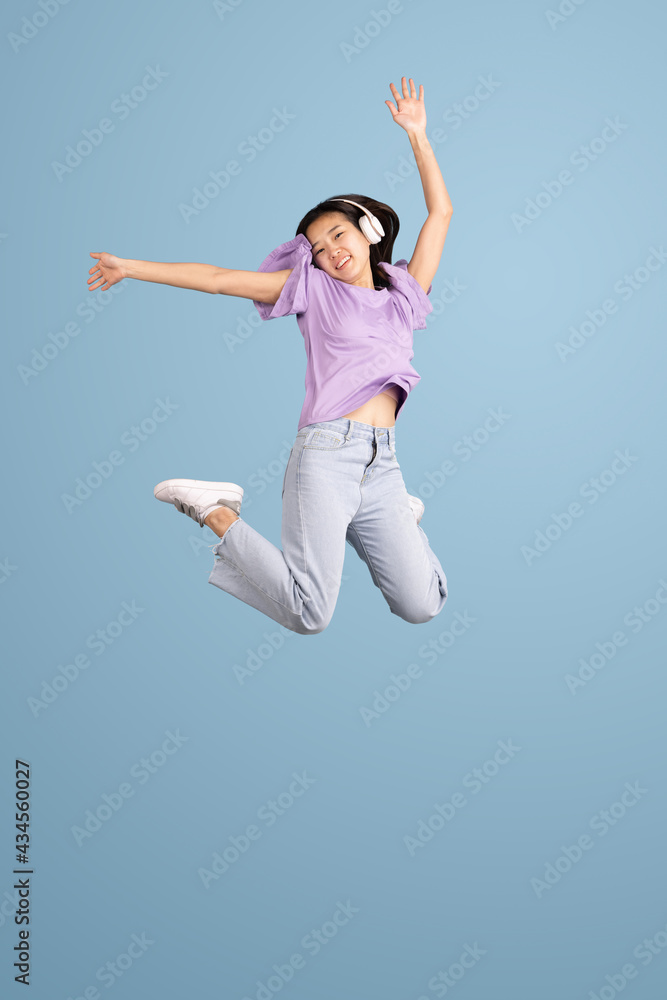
[1,0,666,997]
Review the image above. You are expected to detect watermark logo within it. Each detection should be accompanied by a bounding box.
[239,900,359,999]
[385,75,501,190]
[555,246,667,361]
[8,0,76,55]
[415,408,510,501]
[223,307,264,353]
[27,601,145,717]
[511,117,629,233]
[545,0,589,30]
[340,2,406,63]
[213,0,244,19]
[0,558,18,584]
[359,610,476,727]
[70,730,189,846]
[415,942,487,999]
[403,740,521,856]
[530,782,648,899]
[178,108,296,223]
[61,397,179,513]
[584,917,667,1000]
[17,283,128,385]
[64,931,155,995]
[565,579,667,694]
[521,450,638,566]
[51,66,169,182]
[198,771,316,888]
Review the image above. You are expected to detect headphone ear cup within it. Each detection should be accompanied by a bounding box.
[358,215,372,242]
[360,212,385,244]
[330,198,385,244]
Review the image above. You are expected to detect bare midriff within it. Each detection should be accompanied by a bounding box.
[341,388,399,427]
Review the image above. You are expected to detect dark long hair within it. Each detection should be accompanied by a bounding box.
[295,194,400,290]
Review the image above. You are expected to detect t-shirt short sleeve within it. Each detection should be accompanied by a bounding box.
[252,233,313,321]
[381,259,433,330]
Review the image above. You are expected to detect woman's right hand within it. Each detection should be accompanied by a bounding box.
[88,251,127,291]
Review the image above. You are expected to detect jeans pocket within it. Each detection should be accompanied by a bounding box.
[302,427,348,451]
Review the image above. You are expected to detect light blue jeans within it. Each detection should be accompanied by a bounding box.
[208,417,448,634]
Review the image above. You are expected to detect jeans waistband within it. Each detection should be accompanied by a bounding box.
[301,417,395,446]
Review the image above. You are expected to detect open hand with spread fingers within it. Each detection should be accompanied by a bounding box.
[87,251,127,291]
[385,76,427,133]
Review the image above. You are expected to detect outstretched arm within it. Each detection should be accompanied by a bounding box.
[385,77,453,294]
[87,252,290,304]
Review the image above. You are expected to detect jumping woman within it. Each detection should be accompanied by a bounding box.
[87,76,453,635]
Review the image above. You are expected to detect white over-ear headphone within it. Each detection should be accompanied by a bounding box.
[330,198,385,244]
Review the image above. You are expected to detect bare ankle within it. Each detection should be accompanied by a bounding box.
[205,506,239,537]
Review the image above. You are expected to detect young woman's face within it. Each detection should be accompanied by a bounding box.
[305,212,372,284]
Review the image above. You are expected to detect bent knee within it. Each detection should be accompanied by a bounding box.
[399,609,437,625]
[294,622,330,636]
[394,596,447,625]
[292,610,333,635]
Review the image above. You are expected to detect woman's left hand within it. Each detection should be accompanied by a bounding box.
[385,76,426,132]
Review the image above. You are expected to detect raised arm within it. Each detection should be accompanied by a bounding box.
[385,77,453,294]
[87,251,291,305]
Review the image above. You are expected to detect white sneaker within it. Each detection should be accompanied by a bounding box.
[408,493,424,525]
[154,478,243,527]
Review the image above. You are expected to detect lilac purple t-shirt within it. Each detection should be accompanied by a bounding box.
[252,233,433,431]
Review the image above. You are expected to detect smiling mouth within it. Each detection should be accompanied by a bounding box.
[335,255,351,270]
